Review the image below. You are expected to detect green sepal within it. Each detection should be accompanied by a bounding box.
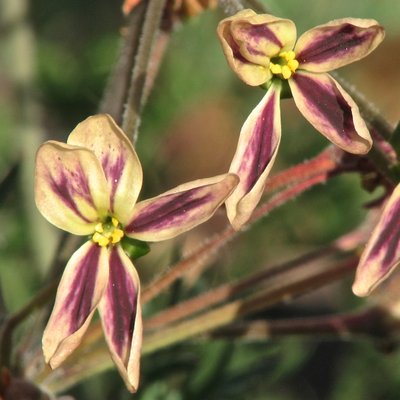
[259,78,291,99]
[121,237,150,260]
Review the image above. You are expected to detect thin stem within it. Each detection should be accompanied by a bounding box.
[142,256,358,353]
[266,146,344,193]
[144,245,344,330]
[122,0,167,143]
[211,307,394,342]
[32,253,358,393]
[99,1,148,123]
[142,148,344,304]
[0,281,58,369]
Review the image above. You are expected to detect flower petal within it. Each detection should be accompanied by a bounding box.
[295,18,384,72]
[98,246,142,393]
[42,241,109,368]
[353,185,400,297]
[35,141,110,235]
[225,83,281,230]
[125,174,239,241]
[67,114,143,224]
[217,9,296,86]
[289,71,371,154]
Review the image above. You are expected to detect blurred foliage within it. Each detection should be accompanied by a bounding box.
[0,0,400,399]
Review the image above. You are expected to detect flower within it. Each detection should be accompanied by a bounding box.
[217,9,385,229]
[34,114,238,392]
[352,184,400,297]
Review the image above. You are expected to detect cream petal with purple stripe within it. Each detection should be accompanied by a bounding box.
[230,13,296,63]
[35,141,110,235]
[125,174,239,241]
[353,185,400,297]
[68,114,143,224]
[217,9,296,86]
[42,241,109,368]
[225,82,281,230]
[99,246,142,393]
[289,71,371,154]
[295,18,384,73]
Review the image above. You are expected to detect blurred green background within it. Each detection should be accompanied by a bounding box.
[1,0,400,398]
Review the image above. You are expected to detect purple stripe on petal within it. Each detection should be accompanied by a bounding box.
[225,85,281,230]
[297,24,372,65]
[57,244,101,333]
[126,190,211,233]
[48,166,93,223]
[101,247,138,361]
[101,153,126,212]
[353,185,400,296]
[42,242,108,368]
[295,19,384,73]
[367,201,400,270]
[291,73,354,145]
[239,92,278,192]
[98,247,142,392]
[240,23,282,49]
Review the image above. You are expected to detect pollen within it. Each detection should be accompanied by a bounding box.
[269,50,299,80]
[92,217,124,247]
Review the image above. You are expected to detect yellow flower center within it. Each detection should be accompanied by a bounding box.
[269,50,299,80]
[92,217,124,247]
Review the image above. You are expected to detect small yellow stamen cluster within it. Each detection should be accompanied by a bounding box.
[269,50,299,80]
[92,217,124,247]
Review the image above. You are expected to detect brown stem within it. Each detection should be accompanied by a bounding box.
[142,166,339,304]
[211,307,394,342]
[144,245,343,330]
[266,146,339,193]
[143,256,358,353]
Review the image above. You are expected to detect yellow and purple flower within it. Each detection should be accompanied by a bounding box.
[34,114,238,392]
[353,184,400,297]
[217,9,385,229]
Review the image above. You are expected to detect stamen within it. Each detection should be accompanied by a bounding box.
[92,217,125,247]
[269,50,299,80]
